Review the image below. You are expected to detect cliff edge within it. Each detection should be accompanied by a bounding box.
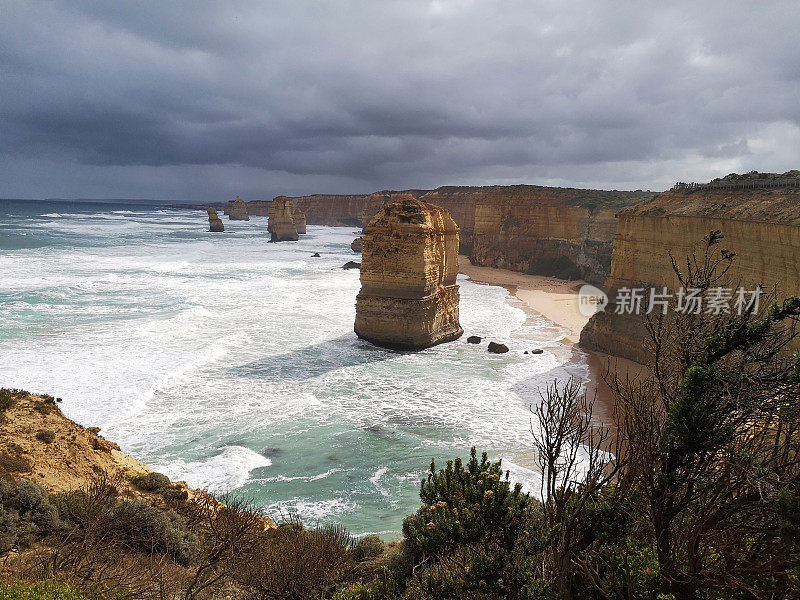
[581,186,800,363]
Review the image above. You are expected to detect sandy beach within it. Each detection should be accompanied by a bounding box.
[459,256,646,426]
[458,256,589,344]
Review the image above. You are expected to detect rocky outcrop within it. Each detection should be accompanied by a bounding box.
[292,206,307,234]
[227,196,250,221]
[207,206,224,232]
[268,196,299,242]
[580,186,800,363]
[351,237,363,253]
[354,197,463,349]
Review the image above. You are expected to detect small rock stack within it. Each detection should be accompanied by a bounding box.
[227,196,250,221]
[207,207,224,232]
[354,196,463,350]
[269,196,299,241]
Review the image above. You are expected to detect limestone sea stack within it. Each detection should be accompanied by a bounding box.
[354,197,463,350]
[269,196,299,241]
[227,196,250,220]
[207,206,224,232]
[292,206,307,234]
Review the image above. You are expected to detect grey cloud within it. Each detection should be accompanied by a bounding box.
[0,0,798,200]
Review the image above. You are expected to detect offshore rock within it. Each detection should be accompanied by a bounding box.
[342,261,361,270]
[268,196,299,242]
[354,197,463,350]
[268,198,305,235]
[207,206,224,232]
[227,196,250,220]
[487,341,509,354]
[351,237,363,253]
[467,336,482,344]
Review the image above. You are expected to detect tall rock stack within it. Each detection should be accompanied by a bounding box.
[227,196,250,220]
[354,197,463,350]
[292,206,307,234]
[206,206,224,232]
[269,196,299,241]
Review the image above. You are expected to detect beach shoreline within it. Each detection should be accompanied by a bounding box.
[458,256,645,423]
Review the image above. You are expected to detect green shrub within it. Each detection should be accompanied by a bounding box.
[0,479,65,551]
[403,447,530,557]
[0,581,88,600]
[130,471,170,493]
[353,534,385,562]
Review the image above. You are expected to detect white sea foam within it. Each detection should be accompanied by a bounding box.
[0,208,593,534]
[154,446,271,493]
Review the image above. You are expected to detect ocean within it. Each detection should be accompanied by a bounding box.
[0,198,591,537]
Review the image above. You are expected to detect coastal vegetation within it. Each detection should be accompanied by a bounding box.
[2,234,799,598]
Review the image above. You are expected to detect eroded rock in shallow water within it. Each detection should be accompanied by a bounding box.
[487,342,509,354]
[207,207,224,232]
[268,196,299,242]
[354,196,463,350]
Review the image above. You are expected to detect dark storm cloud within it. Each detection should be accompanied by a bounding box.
[1,0,799,199]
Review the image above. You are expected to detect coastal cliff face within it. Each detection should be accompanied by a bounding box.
[269,196,299,241]
[227,196,250,221]
[355,197,463,349]
[291,191,427,227]
[206,206,224,232]
[581,187,800,363]
[468,186,645,285]
[246,200,270,216]
[293,185,650,283]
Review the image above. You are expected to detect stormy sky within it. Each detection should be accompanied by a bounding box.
[2,1,799,201]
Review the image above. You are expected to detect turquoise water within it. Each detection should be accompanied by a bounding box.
[0,199,591,537]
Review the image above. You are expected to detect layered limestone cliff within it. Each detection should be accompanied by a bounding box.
[226,196,250,220]
[269,196,299,241]
[246,200,270,216]
[207,206,224,232]
[355,197,463,349]
[581,187,800,363]
[291,191,427,227]
[468,186,649,285]
[286,185,650,283]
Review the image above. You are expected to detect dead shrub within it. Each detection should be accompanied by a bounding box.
[234,519,354,600]
[36,429,56,444]
[0,452,32,473]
